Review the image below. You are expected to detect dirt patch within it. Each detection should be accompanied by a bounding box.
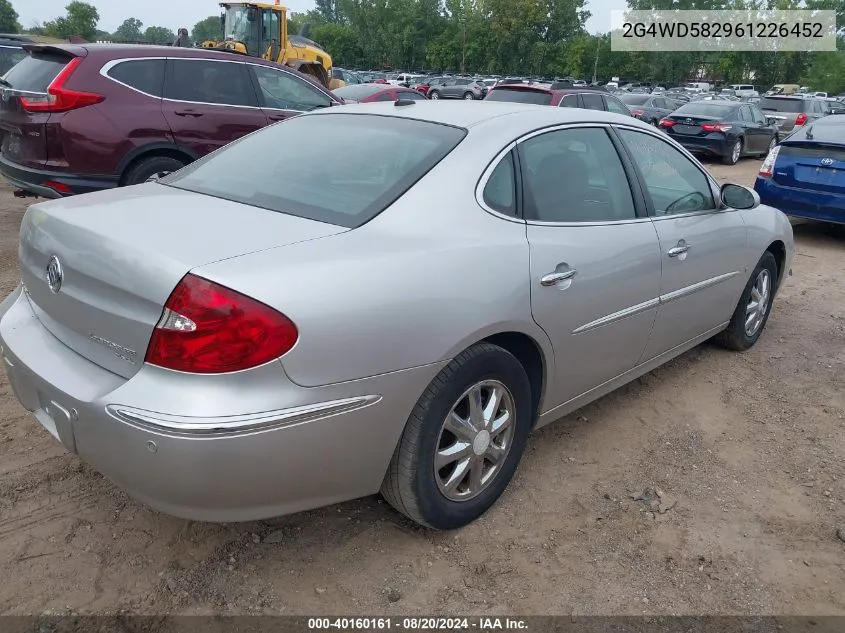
[0,159,843,615]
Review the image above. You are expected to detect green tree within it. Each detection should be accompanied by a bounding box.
[114,17,143,42]
[191,15,222,43]
[802,41,845,95]
[43,1,100,41]
[0,0,20,33]
[144,25,176,45]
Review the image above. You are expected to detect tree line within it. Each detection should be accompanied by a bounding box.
[5,0,845,94]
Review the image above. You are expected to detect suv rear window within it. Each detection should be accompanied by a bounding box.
[163,113,467,228]
[2,52,69,91]
[485,88,551,105]
[106,59,166,96]
[759,97,803,113]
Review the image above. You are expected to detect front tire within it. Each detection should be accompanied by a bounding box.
[381,343,533,530]
[429,90,441,100]
[760,136,777,158]
[716,251,778,351]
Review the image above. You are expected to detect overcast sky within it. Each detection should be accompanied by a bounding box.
[17,0,627,35]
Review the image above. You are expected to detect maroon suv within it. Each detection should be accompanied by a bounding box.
[0,44,341,198]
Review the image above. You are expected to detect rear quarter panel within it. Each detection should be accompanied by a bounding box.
[193,137,555,388]
[60,56,173,176]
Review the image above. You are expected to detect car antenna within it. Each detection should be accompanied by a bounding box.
[394,98,415,106]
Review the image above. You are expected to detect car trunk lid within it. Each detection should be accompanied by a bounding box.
[773,142,845,194]
[665,113,723,136]
[0,47,78,170]
[19,183,347,379]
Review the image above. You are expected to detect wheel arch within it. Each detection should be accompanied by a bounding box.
[766,239,787,289]
[481,331,548,426]
[118,143,200,185]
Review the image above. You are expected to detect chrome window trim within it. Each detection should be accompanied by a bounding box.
[98,56,321,113]
[475,121,657,227]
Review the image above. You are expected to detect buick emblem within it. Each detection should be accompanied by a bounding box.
[820,157,834,167]
[45,255,63,294]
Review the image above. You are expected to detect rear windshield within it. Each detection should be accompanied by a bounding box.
[3,52,69,91]
[619,94,650,105]
[485,88,551,105]
[333,84,385,100]
[673,102,735,117]
[759,97,803,113]
[163,113,466,228]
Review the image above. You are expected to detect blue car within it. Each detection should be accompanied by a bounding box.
[754,116,845,225]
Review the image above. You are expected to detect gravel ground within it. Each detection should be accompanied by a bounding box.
[0,157,843,616]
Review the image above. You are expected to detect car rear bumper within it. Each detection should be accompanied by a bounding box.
[0,154,118,198]
[755,177,845,225]
[0,286,442,522]
[670,135,730,157]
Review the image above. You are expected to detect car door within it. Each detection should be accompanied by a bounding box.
[615,127,748,361]
[446,79,467,98]
[248,63,334,122]
[161,58,267,157]
[604,94,633,117]
[519,125,663,408]
[748,104,776,147]
[738,105,763,153]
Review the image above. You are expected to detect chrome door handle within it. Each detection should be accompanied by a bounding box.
[668,245,689,257]
[540,269,577,286]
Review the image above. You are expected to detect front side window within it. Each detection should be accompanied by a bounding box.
[618,129,716,216]
[519,127,636,223]
[605,95,631,115]
[251,65,332,111]
[165,59,256,107]
[163,114,467,228]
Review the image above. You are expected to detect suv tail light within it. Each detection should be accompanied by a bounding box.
[19,57,104,113]
[795,112,807,126]
[145,274,298,374]
[658,118,675,127]
[758,145,781,177]
[701,123,732,132]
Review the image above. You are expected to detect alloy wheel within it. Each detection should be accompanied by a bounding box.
[731,140,742,163]
[434,380,515,501]
[745,268,771,337]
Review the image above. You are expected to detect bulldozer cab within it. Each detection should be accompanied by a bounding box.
[222,3,283,60]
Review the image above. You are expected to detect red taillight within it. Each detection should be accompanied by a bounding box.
[145,274,298,374]
[701,123,732,132]
[795,113,807,126]
[19,57,104,113]
[758,145,781,177]
[659,118,675,127]
[631,109,645,116]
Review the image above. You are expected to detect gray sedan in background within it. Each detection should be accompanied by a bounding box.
[0,102,794,530]
[617,93,679,125]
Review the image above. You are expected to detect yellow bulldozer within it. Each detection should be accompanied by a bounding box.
[200,1,334,88]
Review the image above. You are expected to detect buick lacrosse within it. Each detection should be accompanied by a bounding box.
[0,101,794,529]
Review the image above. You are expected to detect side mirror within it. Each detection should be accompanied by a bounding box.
[721,183,760,210]
[765,116,777,125]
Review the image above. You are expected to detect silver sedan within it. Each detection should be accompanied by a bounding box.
[0,101,794,530]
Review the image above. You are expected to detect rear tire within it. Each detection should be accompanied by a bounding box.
[716,251,778,351]
[381,343,533,530]
[123,156,187,186]
[759,136,777,158]
[463,92,475,100]
[722,138,743,165]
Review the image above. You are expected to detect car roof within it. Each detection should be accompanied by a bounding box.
[29,43,294,67]
[309,100,654,135]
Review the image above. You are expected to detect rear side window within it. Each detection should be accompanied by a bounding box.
[106,59,166,97]
[164,59,257,107]
[759,97,802,113]
[482,151,516,215]
[3,52,69,91]
[164,113,467,228]
[485,88,551,105]
[581,93,604,111]
[559,94,579,107]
